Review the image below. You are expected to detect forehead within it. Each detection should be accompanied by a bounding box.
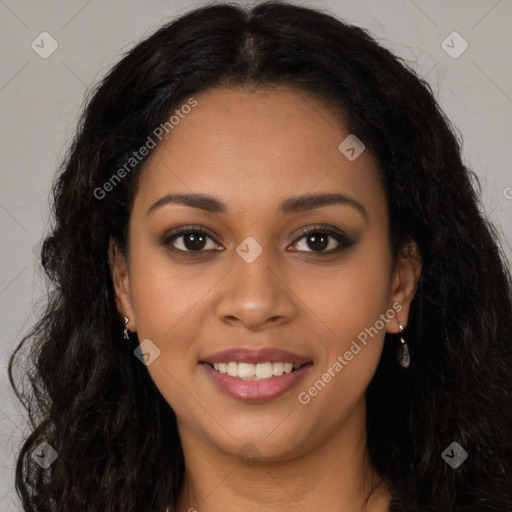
[133,86,385,219]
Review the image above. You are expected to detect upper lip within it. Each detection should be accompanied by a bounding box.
[200,347,312,366]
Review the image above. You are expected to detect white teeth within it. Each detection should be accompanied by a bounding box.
[227,362,238,377]
[238,363,255,378]
[210,361,301,379]
[255,362,273,379]
[272,362,283,376]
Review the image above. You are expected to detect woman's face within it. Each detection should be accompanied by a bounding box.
[111,85,420,462]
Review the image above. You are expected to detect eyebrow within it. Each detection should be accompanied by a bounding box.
[146,192,368,220]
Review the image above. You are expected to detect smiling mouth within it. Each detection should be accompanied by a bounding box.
[205,361,308,380]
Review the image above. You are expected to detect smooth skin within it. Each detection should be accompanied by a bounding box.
[110,85,422,511]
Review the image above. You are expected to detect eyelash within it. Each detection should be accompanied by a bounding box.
[161,224,356,256]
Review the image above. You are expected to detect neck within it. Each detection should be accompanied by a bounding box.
[174,399,391,512]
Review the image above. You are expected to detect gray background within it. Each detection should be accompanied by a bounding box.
[1,0,511,510]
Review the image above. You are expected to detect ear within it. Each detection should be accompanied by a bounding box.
[386,238,422,334]
[108,236,136,332]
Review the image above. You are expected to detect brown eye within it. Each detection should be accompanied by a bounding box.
[162,227,222,253]
[289,225,355,254]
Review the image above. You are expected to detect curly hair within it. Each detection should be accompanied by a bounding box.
[9,1,512,511]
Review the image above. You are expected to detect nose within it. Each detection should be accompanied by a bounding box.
[215,248,297,331]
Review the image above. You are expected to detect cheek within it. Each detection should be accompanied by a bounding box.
[300,243,392,392]
[343,234,393,319]
[127,248,218,396]
[128,244,211,338]
[127,250,210,414]
[298,247,392,340]
[298,280,390,420]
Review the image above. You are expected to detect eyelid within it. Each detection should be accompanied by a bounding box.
[162,224,222,243]
[294,223,349,240]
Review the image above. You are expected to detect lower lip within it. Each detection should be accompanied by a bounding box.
[201,363,313,403]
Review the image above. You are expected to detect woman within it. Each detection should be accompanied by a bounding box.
[9,1,512,511]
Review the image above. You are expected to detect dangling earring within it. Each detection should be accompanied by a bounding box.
[123,316,130,340]
[397,323,410,368]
